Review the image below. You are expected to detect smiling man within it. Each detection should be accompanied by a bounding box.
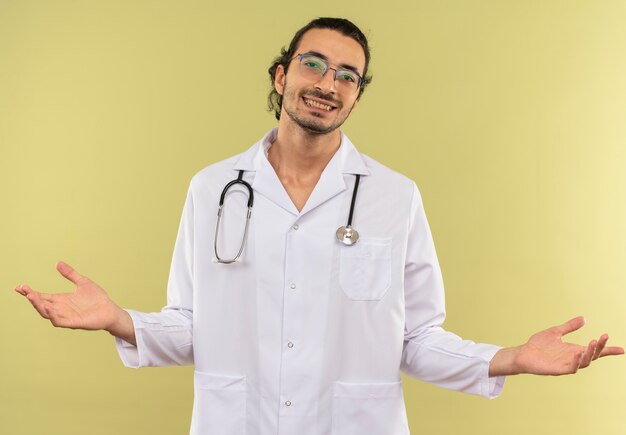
[274,29,363,135]
[16,17,623,435]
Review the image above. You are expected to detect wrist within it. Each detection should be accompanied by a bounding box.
[106,306,133,339]
[489,345,524,377]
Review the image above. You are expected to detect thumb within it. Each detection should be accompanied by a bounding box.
[56,261,84,285]
[553,316,586,337]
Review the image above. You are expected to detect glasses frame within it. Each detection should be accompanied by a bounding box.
[290,53,364,91]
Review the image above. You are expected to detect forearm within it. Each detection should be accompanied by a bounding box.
[113,308,194,367]
[402,328,505,398]
[106,306,137,346]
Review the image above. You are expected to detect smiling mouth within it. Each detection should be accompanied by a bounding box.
[302,97,336,112]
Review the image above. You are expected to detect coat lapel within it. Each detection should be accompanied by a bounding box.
[232,129,370,218]
[298,147,346,216]
[300,132,370,216]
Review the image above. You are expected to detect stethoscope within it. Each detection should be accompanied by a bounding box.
[214,170,361,264]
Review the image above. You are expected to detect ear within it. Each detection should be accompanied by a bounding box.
[274,64,286,96]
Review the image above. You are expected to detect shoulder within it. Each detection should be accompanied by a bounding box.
[189,154,242,189]
[187,131,268,192]
[359,152,419,197]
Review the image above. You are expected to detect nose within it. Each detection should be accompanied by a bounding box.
[314,69,337,94]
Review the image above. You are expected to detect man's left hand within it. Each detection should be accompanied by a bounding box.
[489,316,624,377]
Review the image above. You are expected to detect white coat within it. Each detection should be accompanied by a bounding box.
[115,128,505,435]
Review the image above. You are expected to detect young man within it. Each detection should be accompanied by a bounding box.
[16,17,623,435]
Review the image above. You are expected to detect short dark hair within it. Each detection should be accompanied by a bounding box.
[267,17,373,120]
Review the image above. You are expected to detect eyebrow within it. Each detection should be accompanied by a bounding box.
[305,50,362,76]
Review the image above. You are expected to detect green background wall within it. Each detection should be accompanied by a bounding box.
[1,1,624,434]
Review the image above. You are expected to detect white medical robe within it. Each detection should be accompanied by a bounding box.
[115,128,505,435]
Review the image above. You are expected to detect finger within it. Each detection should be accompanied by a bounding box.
[25,291,51,319]
[15,284,29,296]
[598,346,625,357]
[592,334,609,360]
[553,316,586,337]
[578,340,597,369]
[570,345,586,374]
[56,261,84,285]
[15,284,39,296]
[16,284,54,302]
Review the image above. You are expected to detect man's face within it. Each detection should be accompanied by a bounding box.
[275,28,366,135]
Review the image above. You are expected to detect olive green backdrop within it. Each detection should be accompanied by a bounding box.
[1,1,624,434]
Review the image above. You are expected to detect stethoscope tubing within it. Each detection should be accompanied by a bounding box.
[346,174,360,227]
[219,170,254,208]
[214,171,360,264]
[214,170,254,264]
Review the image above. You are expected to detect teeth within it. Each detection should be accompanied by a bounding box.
[304,98,333,111]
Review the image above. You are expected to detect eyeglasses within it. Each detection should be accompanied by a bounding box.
[291,53,363,93]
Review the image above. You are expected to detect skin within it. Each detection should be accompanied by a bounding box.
[14,28,624,376]
[15,261,136,345]
[269,28,364,211]
[489,316,623,376]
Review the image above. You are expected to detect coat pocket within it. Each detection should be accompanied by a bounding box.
[190,371,246,435]
[339,237,392,300]
[331,380,409,435]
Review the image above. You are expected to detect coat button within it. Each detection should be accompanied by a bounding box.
[287,342,294,348]
[290,283,296,289]
[285,400,292,407]
[292,224,299,230]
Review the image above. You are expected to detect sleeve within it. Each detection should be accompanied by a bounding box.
[400,183,505,398]
[115,183,195,368]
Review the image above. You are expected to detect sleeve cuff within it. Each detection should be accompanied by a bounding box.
[481,346,506,399]
[114,309,143,368]
[485,372,506,399]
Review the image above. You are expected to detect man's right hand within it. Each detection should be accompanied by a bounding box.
[15,261,136,345]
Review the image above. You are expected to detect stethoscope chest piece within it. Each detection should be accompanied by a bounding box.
[336,225,359,246]
[335,174,362,246]
[215,170,364,263]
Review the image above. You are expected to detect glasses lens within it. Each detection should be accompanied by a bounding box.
[299,55,326,78]
[298,54,361,93]
[334,70,360,91]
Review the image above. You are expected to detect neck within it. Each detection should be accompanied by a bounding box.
[268,122,341,183]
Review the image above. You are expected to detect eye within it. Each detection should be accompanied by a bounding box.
[338,72,357,83]
[302,58,325,71]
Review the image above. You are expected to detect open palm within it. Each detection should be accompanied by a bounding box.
[15,261,119,331]
[516,316,624,375]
